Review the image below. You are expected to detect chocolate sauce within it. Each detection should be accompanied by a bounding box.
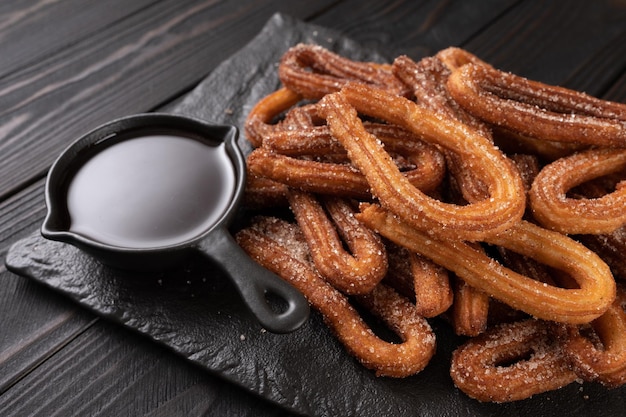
[66,132,236,248]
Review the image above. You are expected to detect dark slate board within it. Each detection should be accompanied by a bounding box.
[5,13,626,417]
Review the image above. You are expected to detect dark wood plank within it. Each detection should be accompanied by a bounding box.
[0,179,64,393]
[0,0,338,200]
[0,180,46,256]
[315,0,626,98]
[2,1,626,416]
[564,29,626,97]
[461,0,626,94]
[313,0,520,59]
[0,320,294,417]
[0,271,96,394]
[0,0,159,77]
[605,70,626,104]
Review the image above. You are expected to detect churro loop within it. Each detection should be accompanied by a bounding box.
[393,54,489,135]
[288,190,388,295]
[235,216,436,378]
[265,119,441,158]
[564,288,626,387]
[244,87,303,148]
[530,148,626,234]
[357,203,616,324]
[318,83,525,241]
[435,46,492,71]
[247,132,445,199]
[353,284,437,377]
[263,120,446,193]
[278,43,409,100]
[392,53,492,206]
[448,63,626,147]
[450,319,578,402]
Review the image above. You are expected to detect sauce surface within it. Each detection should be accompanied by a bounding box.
[66,133,235,248]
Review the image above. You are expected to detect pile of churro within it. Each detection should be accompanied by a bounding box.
[234,44,626,402]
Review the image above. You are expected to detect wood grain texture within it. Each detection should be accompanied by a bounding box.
[0,180,46,256]
[313,0,519,60]
[0,0,159,77]
[0,180,70,394]
[605,70,626,104]
[0,275,95,395]
[0,321,291,417]
[0,0,337,200]
[462,0,626,90]
[563,28,626,96]
[1,0,626,416]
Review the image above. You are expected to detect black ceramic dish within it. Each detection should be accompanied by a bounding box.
[41,113,309,333]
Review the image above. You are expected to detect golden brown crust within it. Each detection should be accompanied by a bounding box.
[235,216,435,377]
[392,53,493,204]
[451,275,490,337]
[564,287,626,387]
[243,174,289,209]
[450,319,577,402]
[237,44,626,399]
[288,191,388,295]
[530,148,626,234]
[408,251,453,318]
[448,63,626,147]
[318,84,526,241]
[278,43,410,99]
[244,87,303,148]
[435,46,492,72]
[247,147,374,199]
[357,203,616,324]
[393,54,490,136]
[259,119,447,195]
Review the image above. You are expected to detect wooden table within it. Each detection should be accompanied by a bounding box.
[1,1,626,415]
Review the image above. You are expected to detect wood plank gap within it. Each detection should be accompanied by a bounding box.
[0,178,46,257]
[0,0,162,80]
[456,0,525,49]
[563,29,626,98]
[0,311,100,395]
